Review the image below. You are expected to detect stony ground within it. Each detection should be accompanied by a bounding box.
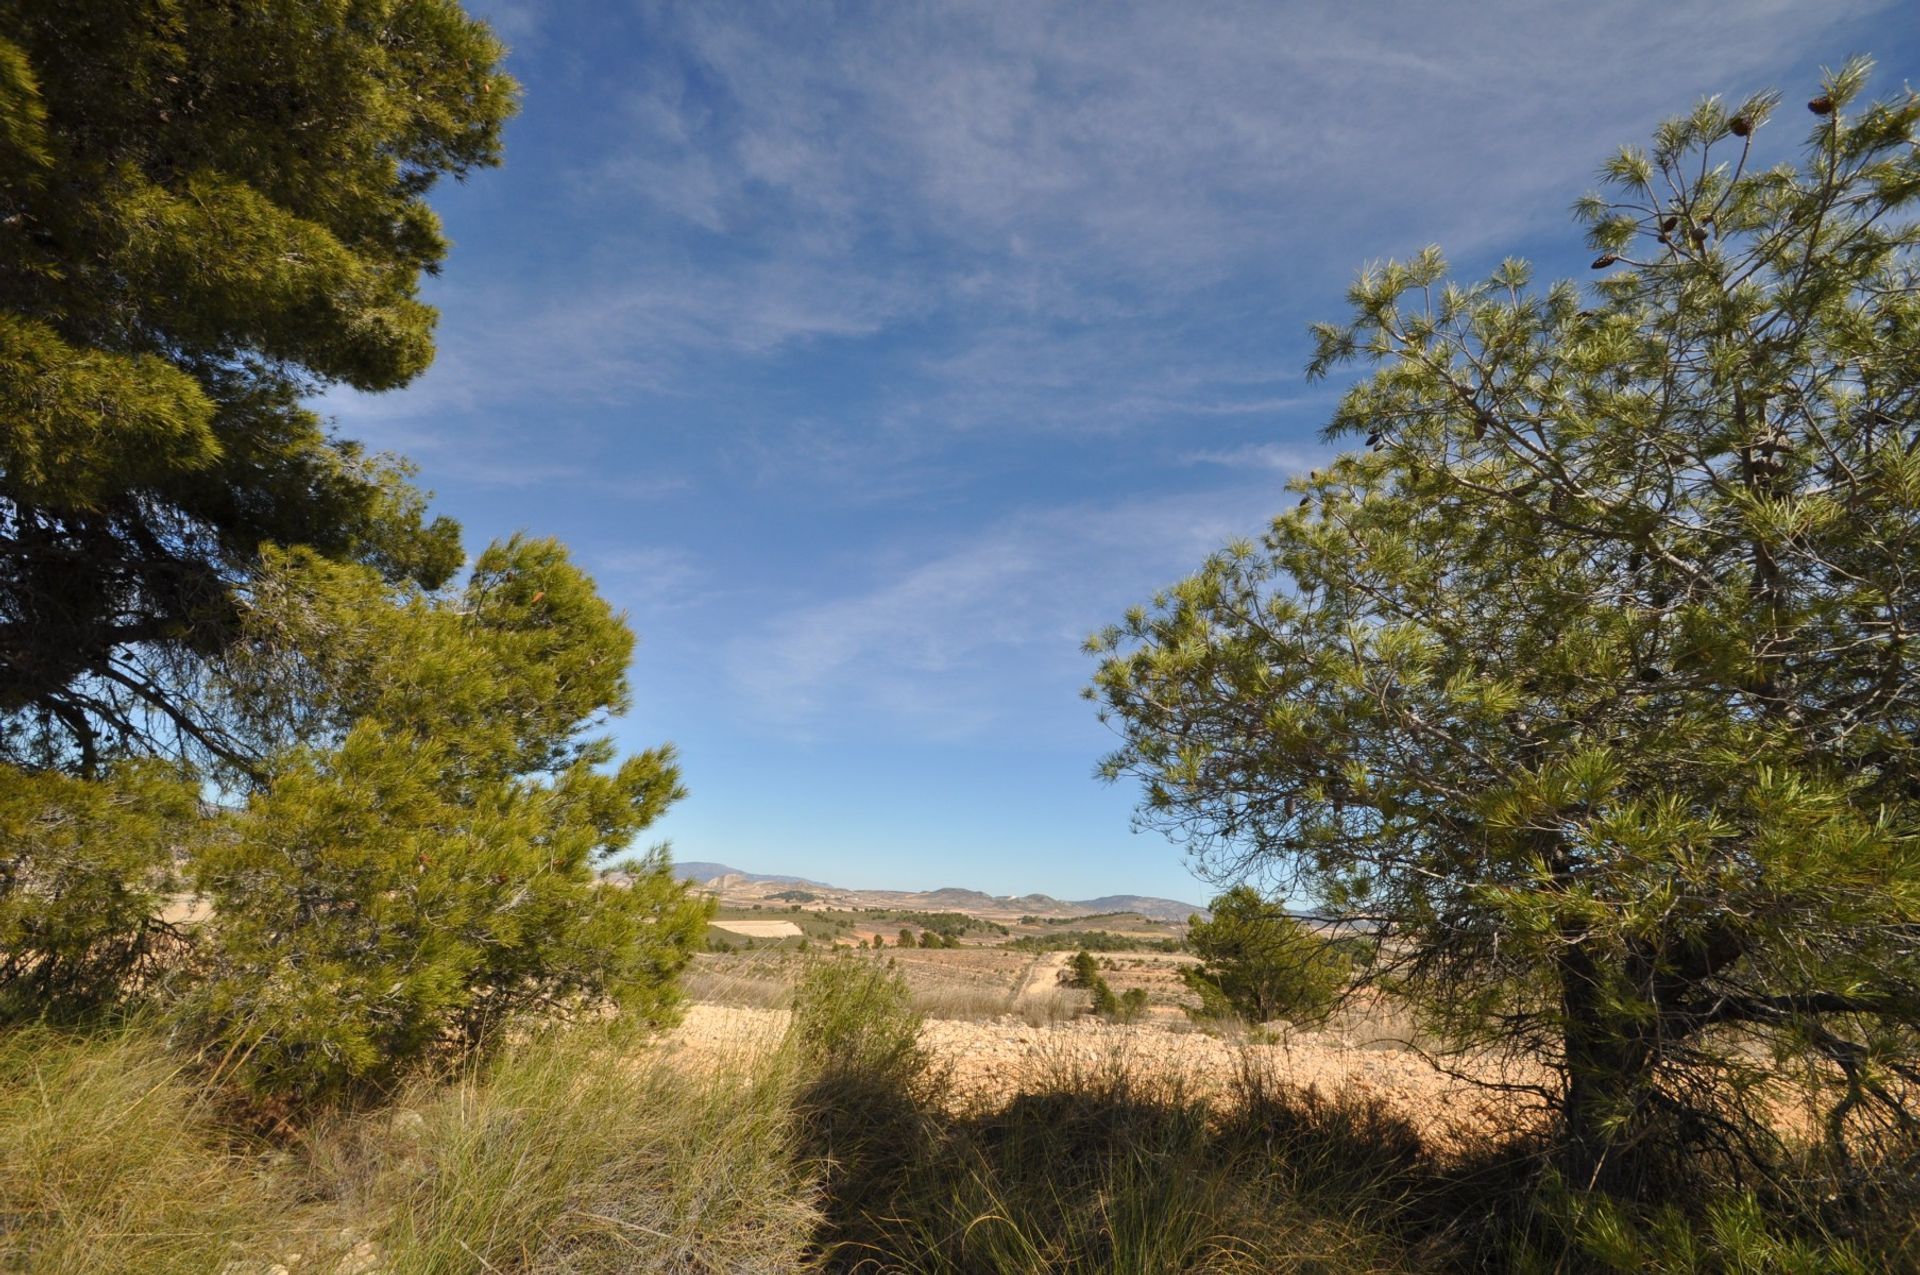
[661,1001,1546,1143]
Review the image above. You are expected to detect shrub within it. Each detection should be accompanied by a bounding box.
[1182,887,1349,1025]
[182,541,710,1100]
[786,955,943,1253]
[787,956,931,1094]
[0,764,201,1020]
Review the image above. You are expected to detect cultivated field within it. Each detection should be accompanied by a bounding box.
[709,918,805,939]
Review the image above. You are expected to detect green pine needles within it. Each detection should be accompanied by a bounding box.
[0,3,709,1102]
[0,0,512,773]
[1092,59,1920,1196]
[1181,887,1349,1026]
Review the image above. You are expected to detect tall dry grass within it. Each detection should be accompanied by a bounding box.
[360,1020,819,1273]
[0,1022,275,1275]
[4,976,1912,1274]
[0,1019,820,1275]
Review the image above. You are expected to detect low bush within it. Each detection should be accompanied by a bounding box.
[0,764,201,1021]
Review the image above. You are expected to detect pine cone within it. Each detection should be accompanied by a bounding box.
[1729,116,1753,137]
[1808,95,1835,115]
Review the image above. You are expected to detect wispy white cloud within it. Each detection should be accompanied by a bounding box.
[393,0,1891,495]
[1182,443,1325,475]
[723,484,1291,740]
[589,546,716,616]
[606,0,1885,299]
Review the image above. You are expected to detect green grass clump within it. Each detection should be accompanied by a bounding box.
[360,1019,819,1273]
[0,1023,276,1275]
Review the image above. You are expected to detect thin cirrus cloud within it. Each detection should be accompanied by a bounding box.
[722,484,1306,741]
[588,0,1885,312]
[409,0,1896,736]
[395,0,1898,471]
[347,0,1909,894]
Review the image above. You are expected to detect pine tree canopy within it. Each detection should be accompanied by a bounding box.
[1091,61,1920,1193]
[0,3,712,1096]
[1181,886,1348,1025]
[0,0,513,776]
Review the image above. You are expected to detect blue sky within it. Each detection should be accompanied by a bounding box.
[328,1,1917,904]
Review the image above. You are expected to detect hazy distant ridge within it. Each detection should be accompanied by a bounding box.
[673,862,1203,923]
[671,862,832,889]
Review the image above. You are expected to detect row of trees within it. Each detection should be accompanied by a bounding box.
[1093,62,1920,1195]
[0,1,708,1098]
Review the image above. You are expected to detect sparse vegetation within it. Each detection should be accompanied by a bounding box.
[3,5,1914,1269]
[1007,928,1183,952]
[882,910,1009,939]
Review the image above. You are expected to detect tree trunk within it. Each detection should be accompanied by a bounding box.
[1558,939,1654,1197]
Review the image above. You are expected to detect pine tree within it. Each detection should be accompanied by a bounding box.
[0,3,711,1092]
[0,0,513,775]
[1181,887,1348,1025]
[0,762,201,1016]
[1092,63,1920,1193]
[183,538,710,1098]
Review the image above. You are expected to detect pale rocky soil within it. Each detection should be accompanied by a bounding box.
[709,918,806,938]
[662,1001,1546,1142]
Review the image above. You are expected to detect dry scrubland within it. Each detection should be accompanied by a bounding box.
[678,946,1523,1134]
[0,960,1567,1275]
[8,955,1917,1273]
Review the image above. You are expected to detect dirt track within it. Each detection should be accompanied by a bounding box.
[1007,951,1071,1007]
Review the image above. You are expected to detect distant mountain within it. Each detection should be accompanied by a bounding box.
[1075,895,1208,924]
[673,861,826,888]
[671,861,1205,923]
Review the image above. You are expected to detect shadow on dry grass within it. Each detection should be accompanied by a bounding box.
[5,975,1916,1274]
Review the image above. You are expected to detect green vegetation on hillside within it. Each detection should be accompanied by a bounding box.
[1007,929,1183,953]
[881,909,1010,938]
[1019,911,1157,927]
